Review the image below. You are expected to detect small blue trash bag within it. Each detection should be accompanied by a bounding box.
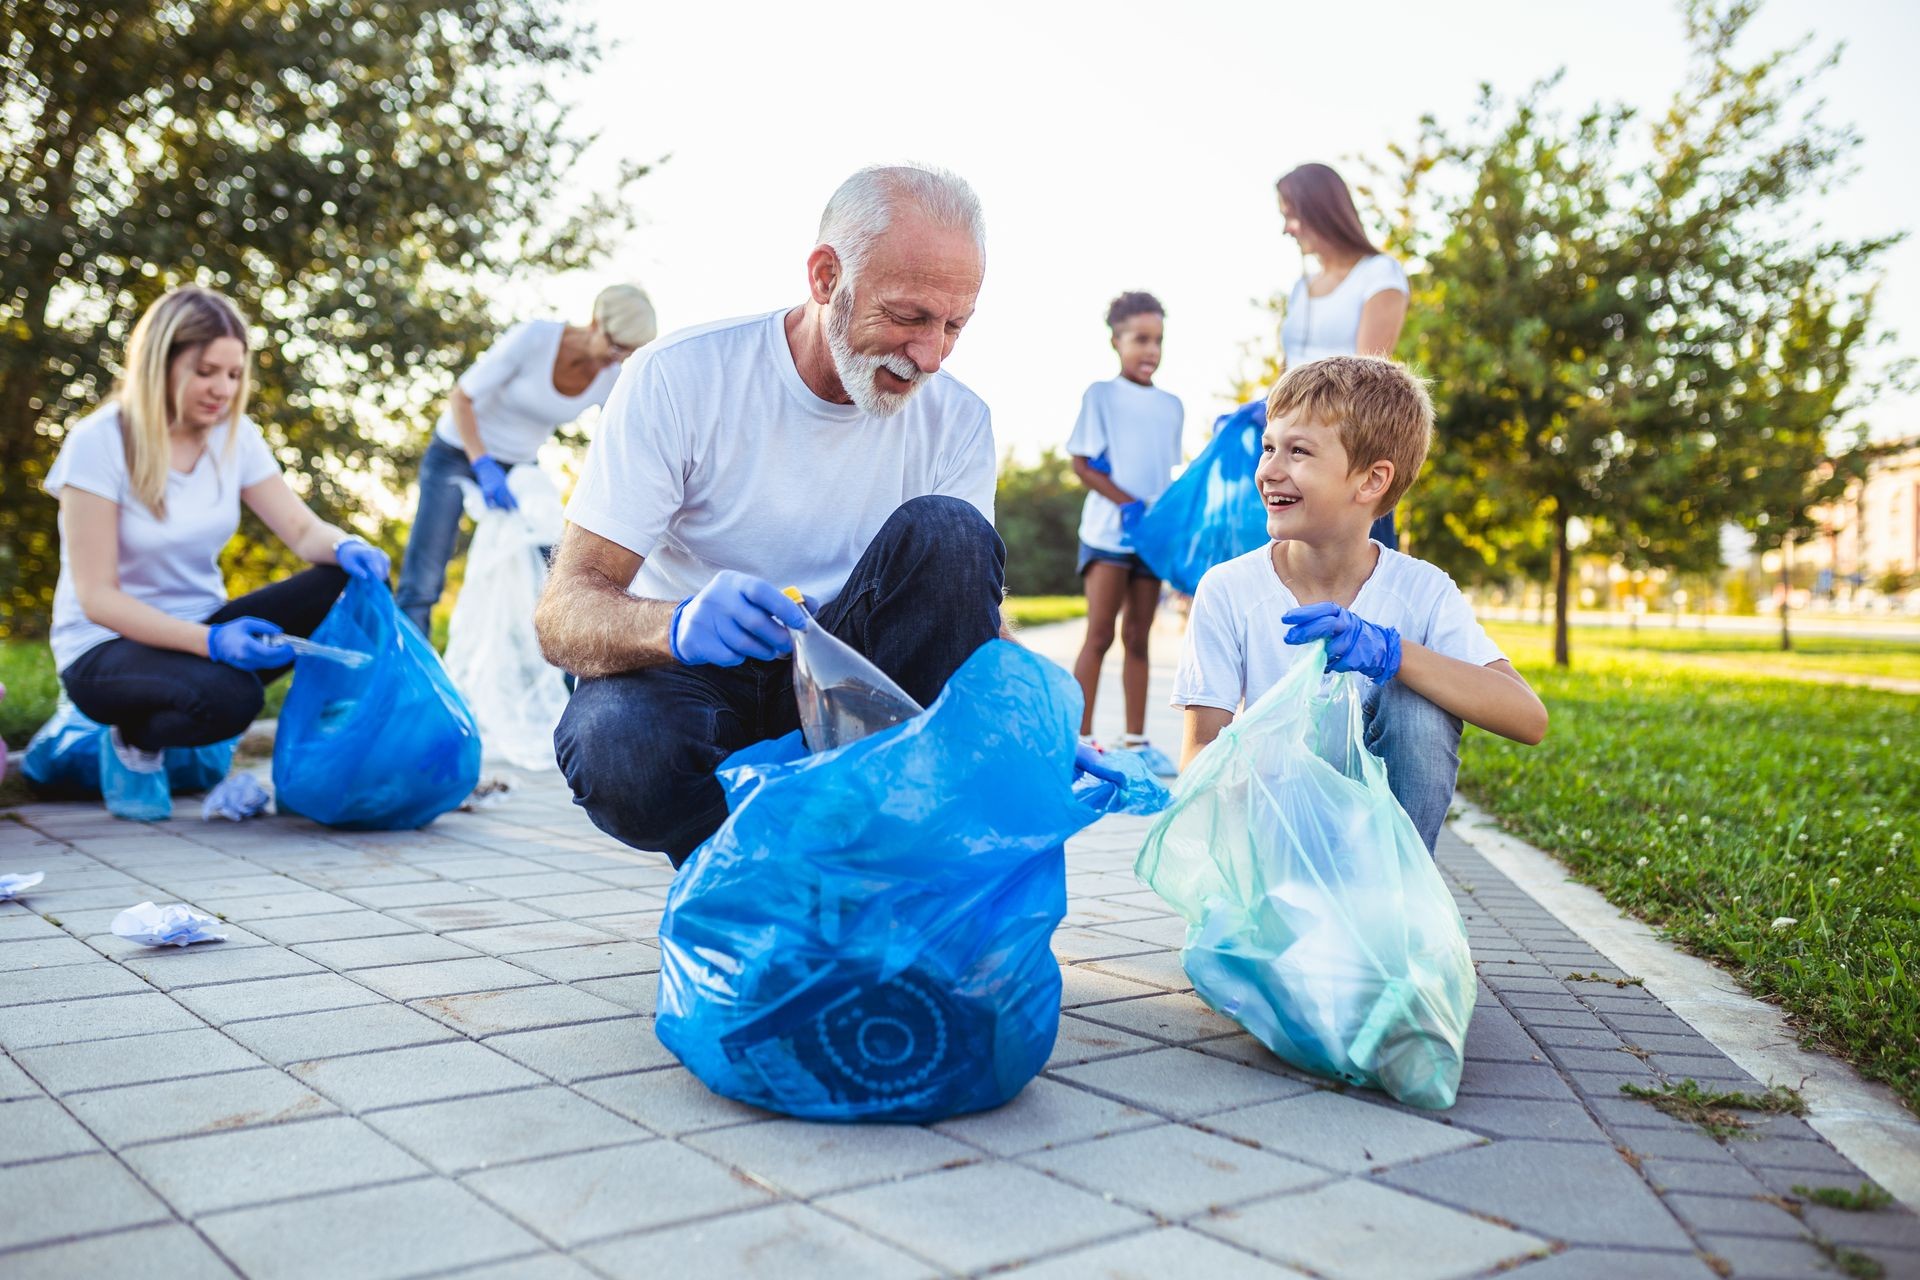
[22,697,234,796]
[1131,399,1269,596]
[656,640,1168,1123]
[1135,642,1476,1109]
[272,577,480,830]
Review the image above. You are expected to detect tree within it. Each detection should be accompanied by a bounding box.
[0,1,649,633]
[995,449,1086,597]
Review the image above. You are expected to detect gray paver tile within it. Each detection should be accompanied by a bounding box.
[465,871,607,898]
[1002,1228,1312,1278]
[1028,1122,1326,1217]
[934,1076,1157,1156]
[1382,1138,1693,1249]
[1617,1127,1746,1161]
[505,940,660,981]
[1428,1094,1609,1143]
[686,1117,981,1197]
[171,972,386,1024]
[189,888,361,920]
[1197,1177,1547,1280]
[441,919,619,955]
[572,1068,773,1135]
[198,1178,541,1280]
[1493,1250,1722,1279]
[0,1152,170,1250]
[1693,1232,1842,1278]
[246,909,420,945]
[123,1114,428,1215]
[818,1160,1152,1274]
[0,1222,242,1280]
[0,991,205,1049]
[1455,1058,1580,1100]
[351,956,549,1001]
[293,931,478,969]
[464,1139,768,1246]
[1057,1046,1316,1119]
[220,1002,458,1065]
[484,1017,675,1081]
[0,961,153,1005]
[65,1067,334,1147]
[1666,1190,1810,1237]
[514,888,657,919]
[1059,964,1164,1008]
[0,1053,40,1100]
[409,984,629,1036]
[0,1096,100,1164]
[1640,1155,1770,1196]
[363,1085,648,1173]
[1072,990,1240,1044]
[434,1257,600,1280]
[413,855,552,879]
[118,943,326,989]
[1205,1088,1485,1173]
[341,881,496,909]
[289,1040,546,1110]
[1734,1136,1865,1173]
[14,1027,263,1094]
[1050,926,1159,963]
[1046,1012,1161,1068]
[579,1203,934,1280]
[384,899,555,933]
[570,974,656,1011]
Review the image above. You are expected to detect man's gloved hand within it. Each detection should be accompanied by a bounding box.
[207,617,295,671]
[670,571,809,667]
[333,537,390,584]
[1282,602,1403,682]
[1073,741,1128,788]
[1086,451,1113,475]
[471,456,519,511]
[1118,499,1147,536]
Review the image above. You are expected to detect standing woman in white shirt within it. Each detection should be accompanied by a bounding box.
[45,285,392,821]
[1276,163,1412,548]
[394,285,656,636]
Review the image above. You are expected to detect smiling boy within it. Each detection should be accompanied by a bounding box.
[1171,356,1546,852]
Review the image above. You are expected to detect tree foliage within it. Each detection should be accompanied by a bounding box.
[0,0,648,634]
[996,449,1087,597]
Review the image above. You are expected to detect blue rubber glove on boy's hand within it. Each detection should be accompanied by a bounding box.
[670,571,809,667]
[470,456,519,511]
[333,537,390,584]
[1073,741,1128,788]
[208,617,295,671]
[1282,602,1404,683]
[1118,500,1147,535]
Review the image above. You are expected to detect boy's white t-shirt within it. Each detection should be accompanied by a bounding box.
[1172,541,1506,711]
[1065,376,1184,553]
[44,404,282,672]
[1281,253,1410,367]
[433,319,621,464]
[565,309,997,607]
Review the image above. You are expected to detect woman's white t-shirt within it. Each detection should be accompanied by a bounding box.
[1281,253,1410,366]
[1065,376,1184,554]
[1172,542,1505,711]
[44,405,282,672]
[433,319,620,464]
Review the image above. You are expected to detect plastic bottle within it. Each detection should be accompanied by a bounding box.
[781,587,922,753]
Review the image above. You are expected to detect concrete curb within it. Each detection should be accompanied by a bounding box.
[1448,796,1920,1211]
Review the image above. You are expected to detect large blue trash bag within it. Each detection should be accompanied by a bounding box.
[272,577,480,830]
[21,697,235,797]
[1135,642,1476,1109]
[1131,399,1269,596]
[656,640,1168,1123]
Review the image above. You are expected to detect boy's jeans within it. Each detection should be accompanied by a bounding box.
[1362,679,1462,855]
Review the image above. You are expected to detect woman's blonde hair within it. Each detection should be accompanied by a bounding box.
[117,286,251,516]
[592,283,657,349]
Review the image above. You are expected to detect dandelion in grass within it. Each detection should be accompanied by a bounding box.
[1828,877,1842,889]
[1636,856,1650,868]
[1875,866,1886,875]
[1772,917,1798,931]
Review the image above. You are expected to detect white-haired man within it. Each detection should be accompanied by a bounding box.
[539,165,1105,867]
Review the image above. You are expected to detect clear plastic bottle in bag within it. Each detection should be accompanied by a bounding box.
[781,587,922,752]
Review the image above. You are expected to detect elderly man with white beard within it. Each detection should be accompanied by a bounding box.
[538,165,1107,867]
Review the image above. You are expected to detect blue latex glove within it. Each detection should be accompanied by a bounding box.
[1085,451,1113,475]
[670,571,809,667]
[471,455,519,511]
[207,617,295,671]
[1073,741,1127,788]
[1118,500,1147,536]
[334,536,390,584]
[1282,602,1404,682]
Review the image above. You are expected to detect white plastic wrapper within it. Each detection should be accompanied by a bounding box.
[111,902,227,948]
[0,872,45,901]
[443,466,570,771]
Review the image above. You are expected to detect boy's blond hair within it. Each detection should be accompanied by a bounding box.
[1266,356,1433,515]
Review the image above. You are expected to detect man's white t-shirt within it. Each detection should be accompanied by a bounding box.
[1172,542,1506,711]
[45,405,282,672]
[1065,376,1184,553]
[566,309,997,606]
[434,319,620,464]
[1281,254,1410,367]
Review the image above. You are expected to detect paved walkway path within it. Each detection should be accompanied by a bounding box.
[2,624,1915,1279]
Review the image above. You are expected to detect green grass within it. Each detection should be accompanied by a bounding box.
[1619,1078,1808,1140]
[1794,1182,1895,1212]
[1460,639,1920,1113]
[1485,620,1920,684]
[1005,595,1089,628]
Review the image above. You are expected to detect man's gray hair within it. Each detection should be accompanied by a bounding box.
[816,164,985,287]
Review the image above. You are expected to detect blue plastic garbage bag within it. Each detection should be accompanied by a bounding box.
[272,577,480,830]
[21,698,235,797]
[1135,643,1476,1109]
[656,640,1166,1123]
[1131,399,1269,596]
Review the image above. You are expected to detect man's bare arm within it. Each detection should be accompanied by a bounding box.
[534,524,677,677]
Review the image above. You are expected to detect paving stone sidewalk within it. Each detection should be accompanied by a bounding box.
[4,766,1916,1280]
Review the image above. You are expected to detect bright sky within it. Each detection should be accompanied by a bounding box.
[512,0,1918,463]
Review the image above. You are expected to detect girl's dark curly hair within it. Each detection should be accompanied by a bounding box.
[1106,290,1164,332]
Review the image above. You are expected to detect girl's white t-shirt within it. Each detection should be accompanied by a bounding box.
[1065,376,1185,554]
[1281,253,1410,366]
[44,404,282,671]
[433,319,621,464]
[1172,542,1506,711]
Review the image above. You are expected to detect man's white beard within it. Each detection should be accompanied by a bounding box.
[826,282,926,418]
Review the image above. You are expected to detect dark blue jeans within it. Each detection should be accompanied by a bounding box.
[555,496,1006,866]
[396,436,476,637]
[1363,677,1462,854]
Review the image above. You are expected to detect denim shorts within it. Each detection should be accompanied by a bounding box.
[1077,541,1157,581]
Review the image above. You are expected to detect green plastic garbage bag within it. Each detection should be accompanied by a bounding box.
[1135,642,1475,1109]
